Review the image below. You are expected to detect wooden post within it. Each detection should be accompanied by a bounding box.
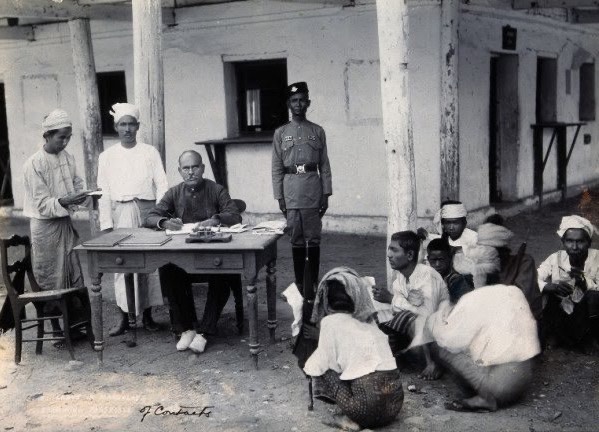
[68,18,103,235]
[375,0,417,288]
[440,0,460,202]
[132,0,166,166]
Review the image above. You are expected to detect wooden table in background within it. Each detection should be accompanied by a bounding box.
[75,228,280,368]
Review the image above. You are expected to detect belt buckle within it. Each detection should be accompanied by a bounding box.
[295,164,306,174]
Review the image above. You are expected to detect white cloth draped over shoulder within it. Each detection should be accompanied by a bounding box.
[303,313,397,380]
[426,285,540,366]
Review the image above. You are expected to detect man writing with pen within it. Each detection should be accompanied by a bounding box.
[143,150,242,354]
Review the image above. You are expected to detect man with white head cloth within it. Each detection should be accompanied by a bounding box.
[537,215,599,351]
[97,102,168,336]
[22,109,90,336]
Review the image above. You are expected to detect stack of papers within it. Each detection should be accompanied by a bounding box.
[82,232,132,247]
[166,223,249,235]
[251,220,286,235]
[118,231,172,247]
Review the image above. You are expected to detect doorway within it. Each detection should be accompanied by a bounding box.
[0,83,13,206]
[489,54,520,203]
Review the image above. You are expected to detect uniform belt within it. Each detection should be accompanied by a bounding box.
[284,164,317,174]
[115,198,155,204]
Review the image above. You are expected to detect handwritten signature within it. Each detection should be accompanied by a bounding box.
[139,404,214,422]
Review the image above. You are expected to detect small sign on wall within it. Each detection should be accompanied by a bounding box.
[502,25,517,51]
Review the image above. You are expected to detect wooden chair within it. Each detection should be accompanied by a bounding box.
[0,235,92,364]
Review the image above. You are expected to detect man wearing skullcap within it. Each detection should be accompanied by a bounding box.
[271,82,332,311]
[22,109,90,339]
[97,102,168,336]
[537,215,599,351]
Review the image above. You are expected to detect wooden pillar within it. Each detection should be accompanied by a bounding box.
[132,0,165,165]
[440,0,460,202]
[375,0,417,288]
[68,18,103,235]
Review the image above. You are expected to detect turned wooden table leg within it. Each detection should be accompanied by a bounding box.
[124,273,137,348]
[246,276,260,369]
[266,260,278,343]
[90,273,104,365]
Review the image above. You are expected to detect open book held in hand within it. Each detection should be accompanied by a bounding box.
[166,223,249,235]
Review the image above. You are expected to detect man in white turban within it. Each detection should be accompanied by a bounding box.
[22,109,90,341]
[538,215,599,352]
[97,102,168,336]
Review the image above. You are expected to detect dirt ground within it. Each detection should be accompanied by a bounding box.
[0,191,598,432]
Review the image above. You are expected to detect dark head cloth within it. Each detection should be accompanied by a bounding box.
[286,82,309,99]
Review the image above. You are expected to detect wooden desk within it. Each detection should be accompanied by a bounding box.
[75,228,280,368]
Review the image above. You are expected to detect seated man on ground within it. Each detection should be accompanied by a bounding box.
[304,267,404,431]
[537,215,599,352]
[427,238,474,304]
[478,217,543,322]
[427,284,540,412]
[373,231,449,380]
[144,150,242,354]
[419,201,496,287]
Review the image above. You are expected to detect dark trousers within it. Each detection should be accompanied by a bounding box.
[158,263,240,335]
[542,290,599,348]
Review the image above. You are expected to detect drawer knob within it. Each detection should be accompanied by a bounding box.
[115,257,124,265]
[213,257,222,267]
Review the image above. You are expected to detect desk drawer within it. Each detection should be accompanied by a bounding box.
[195,254,243,269]
[97,252,146,270]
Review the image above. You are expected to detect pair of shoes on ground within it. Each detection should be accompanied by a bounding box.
[176,330,207,353]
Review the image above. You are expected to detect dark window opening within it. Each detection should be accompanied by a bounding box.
[233,60,288,134]
[536,57,557,123]
[97,71,127,135]
[579,63,595,122]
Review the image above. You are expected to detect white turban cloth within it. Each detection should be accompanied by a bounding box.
[557,215,595,239]
[42,109,72,133]
[432,203,468,234]
[110,102,140,123]
[477,223,515,248]
[440,203,467,219]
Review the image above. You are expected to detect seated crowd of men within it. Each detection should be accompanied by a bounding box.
[19,97,598,430]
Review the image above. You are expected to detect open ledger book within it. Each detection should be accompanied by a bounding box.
[166,223,249,235]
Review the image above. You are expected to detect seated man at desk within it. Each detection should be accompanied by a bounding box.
[144,150,242,354]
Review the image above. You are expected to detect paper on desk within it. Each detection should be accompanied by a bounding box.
[251,220,286,235]
[166,223,249,235]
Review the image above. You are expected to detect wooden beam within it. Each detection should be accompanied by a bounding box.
[132,0,166,165]
[440,0,460,202]
[0,26,34,41]
[376,0,417,288]
[513,0,599,9]
[0,1,133,20]
[571,8,599,22]
[69,18,104,235]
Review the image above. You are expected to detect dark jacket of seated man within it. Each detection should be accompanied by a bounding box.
[143,149,242,353]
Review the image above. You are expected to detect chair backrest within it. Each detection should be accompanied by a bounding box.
[0,235,42,302]
[232,199,247,214]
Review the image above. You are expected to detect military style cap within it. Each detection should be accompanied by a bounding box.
[286,82,309,99]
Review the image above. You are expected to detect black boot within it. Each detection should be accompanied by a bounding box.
[109,310,129,336]
[142,308,160,332]
[292,246,307,292]
[307,246,321,288]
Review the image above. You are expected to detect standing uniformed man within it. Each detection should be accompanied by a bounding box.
[272,82,332,292]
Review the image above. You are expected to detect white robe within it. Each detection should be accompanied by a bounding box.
[97,142,168,315]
